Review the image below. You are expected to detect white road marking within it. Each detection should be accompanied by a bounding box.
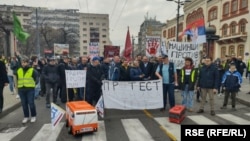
[188,115,218,125]
[0,127,26,141]
[82,121,106,141]
[217,114,250,124]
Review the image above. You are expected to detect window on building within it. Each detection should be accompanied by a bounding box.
[83,22,87,25]
[229,46,235,55]
[237,45,244,57]
[83,52,87,55]
[240,0,248,9]
[83,46,87,49]
[83,34,87,37]
[23,13,29,16]
[89,22,93,25]
[231,0,238,13]
[239,19,247,33]
[209,7,217,21]
[178,23,183,32]
[223,2,230,16]
[102,41,106,44]
[102,29,107,32]
[230,22,237,34]
[102,35,106,38]
[96,23,100,26]
[222,24,228,36]
[221,47,226,58]
[83,28,87,31]
[83,40,87,43]
[102,23,106,26]
[163,30,167,38]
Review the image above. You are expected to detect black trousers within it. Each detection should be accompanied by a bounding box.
[0,85,4,110]
[86,84,101,106]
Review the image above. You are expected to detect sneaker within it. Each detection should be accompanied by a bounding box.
[46,104,51,108]
[197,109,204,113]
[22,118,29,124]
[211,110,215,116]
[220,106,227,109]
[30,117,36,123]
[16,95,20,99]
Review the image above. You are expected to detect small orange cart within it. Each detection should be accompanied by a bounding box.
[65,101,98,135]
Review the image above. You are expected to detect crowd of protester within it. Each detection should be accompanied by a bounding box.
[0,52,248,123]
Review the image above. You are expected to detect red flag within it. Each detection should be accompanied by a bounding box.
[124,27,132,61]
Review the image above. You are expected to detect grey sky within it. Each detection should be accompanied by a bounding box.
[1,0,181,48]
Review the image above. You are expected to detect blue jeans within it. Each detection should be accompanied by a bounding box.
[19,89,37,117]
[7,75,14,92]
[181,84,194,109]
[163,83,175,109]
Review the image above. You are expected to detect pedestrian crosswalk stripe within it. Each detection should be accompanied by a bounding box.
[82,121,107,141]
[245,113,250,116]
[31,122,64,141]
[188,115,218,125]
[121,119,154,141]
[217,114,250,124]
[0,127,26,141]
[154,117,180,141]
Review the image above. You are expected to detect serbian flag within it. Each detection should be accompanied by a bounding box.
[124,27,132,61]
[182,18,206,44]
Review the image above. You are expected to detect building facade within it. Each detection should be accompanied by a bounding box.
[138,17,164,56]
[163,0,250,61]
[79,13,111,56]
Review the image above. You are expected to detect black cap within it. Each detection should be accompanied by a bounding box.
[162,55,168,58]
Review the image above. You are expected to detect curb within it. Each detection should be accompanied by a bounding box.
[236,97,250,107]
[0,102,21,119]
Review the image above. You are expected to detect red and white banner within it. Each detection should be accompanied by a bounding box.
[146,36,161,57]
[54,43,69,55]
[89,42,99,57]
[104,45,120,58]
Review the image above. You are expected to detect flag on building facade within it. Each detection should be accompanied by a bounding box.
[13,12,30,43]
[182,18,206,44]
[124,27,132,61]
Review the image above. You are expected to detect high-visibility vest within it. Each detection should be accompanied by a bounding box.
[17,68,35,88]
[181,69,196,83]
[248,60,250,71]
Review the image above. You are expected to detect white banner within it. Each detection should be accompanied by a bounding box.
[95,95,104,118]
[51,103,65,130]
[102,80,163,110]
[89,42,99,57]
[65,70,86,88]
[168,41,200,69]
[146,36,161,57]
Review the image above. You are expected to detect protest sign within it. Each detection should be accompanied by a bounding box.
[95,95,104,118]
[89,42,99,57]
[54,43,69,55]
[102,80,163,110]
[65,70,86,88]
[146,36,161,57]
[51,103,65,129]
[168,41,200,69]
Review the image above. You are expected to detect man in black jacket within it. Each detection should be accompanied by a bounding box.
[140,56,153,80]
[0,59,9,113]
[42,57,60,108]
[86,56,104,106]
[197,57,219,116]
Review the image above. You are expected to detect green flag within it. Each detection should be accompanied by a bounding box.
[13,12,30,43]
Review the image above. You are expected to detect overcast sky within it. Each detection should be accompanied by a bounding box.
[1,0,182,49]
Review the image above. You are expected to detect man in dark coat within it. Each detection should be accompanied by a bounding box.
[120,59,131,81]
[0,59,9,113]
[86,57,104,106]
[140,56,153,80]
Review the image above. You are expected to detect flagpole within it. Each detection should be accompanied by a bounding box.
[14,36,16,53]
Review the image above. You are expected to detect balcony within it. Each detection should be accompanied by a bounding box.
[217,32,247,45]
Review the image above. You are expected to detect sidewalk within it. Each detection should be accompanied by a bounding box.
[0,87,21,118]
[236,78,250,107]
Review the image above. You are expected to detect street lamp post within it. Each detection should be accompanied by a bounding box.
[166,0,191,41]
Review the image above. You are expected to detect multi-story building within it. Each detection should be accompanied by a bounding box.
[163,0,250,61]
[138,17,164,56]
[79,13,112,56]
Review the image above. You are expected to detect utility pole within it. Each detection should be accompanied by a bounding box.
[36,8,40,58]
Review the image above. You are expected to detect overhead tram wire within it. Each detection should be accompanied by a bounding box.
[112,0,128,31]
[77,0,82,10]
[110,0,119,20]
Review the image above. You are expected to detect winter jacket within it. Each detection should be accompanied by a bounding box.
[0,61,9,87]
[197,64,219,89]
[108,62,121,81]
[120,65,131,81]
[87,64,104,86]
[178,66,197,91]
[221,70,242,92]
[42,64,60,84]
[130,67,143,81]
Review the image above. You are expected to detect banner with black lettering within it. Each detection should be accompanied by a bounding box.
[102,80,163,110]
[168,41,200,69]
